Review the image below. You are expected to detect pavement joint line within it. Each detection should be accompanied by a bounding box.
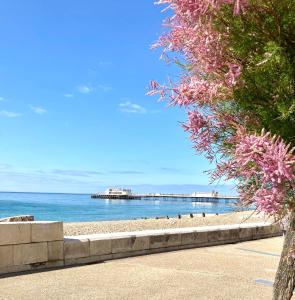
[236,248,280,257]
[255,279,295,293]
[255,278,273,287]
[265,268,277,273]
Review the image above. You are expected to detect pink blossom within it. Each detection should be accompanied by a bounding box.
[151,0,295,218]
[229,131,295,214]
[151,0,245,106]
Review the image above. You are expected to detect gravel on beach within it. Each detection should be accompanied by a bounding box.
[64,210,273,236]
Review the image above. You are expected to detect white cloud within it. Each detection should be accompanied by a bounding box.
[0,110,21,118]
[64,93,73,98]
[77,85,93,94]
[98,61,112,67]
[119,101,147,114]
[97,84,112,92]
[30,106,47,115]
[51,169,103,177]
[0,163,12,169]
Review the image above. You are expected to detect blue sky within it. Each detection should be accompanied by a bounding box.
[0,0,233,193]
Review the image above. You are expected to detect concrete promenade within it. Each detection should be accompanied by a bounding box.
[0,237,287,300]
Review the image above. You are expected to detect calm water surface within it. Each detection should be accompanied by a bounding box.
[0,192,240,222]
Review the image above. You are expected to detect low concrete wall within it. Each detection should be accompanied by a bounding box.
[0,221,63,275]
[63,222,282,266]
[0,222,282,276]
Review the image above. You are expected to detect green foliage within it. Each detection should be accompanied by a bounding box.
[217,0,295,145]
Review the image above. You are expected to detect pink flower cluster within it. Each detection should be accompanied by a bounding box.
[152,0,246,106]
[156,0,248,16]
[183,110,216,159]
[231,131,295,214]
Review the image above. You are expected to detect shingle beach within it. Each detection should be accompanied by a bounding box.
[64,210,272,236]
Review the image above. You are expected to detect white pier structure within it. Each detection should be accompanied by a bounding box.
[91,189,238,202]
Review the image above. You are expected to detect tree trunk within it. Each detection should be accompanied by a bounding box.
[273,211,295,300]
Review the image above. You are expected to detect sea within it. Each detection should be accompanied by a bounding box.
[0,192,241,222]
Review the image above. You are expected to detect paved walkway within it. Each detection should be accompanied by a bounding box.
[0,237,286,300]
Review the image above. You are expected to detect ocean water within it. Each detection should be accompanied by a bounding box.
[0,192,240,222]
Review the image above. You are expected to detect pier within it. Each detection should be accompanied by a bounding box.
[91,192,239,202]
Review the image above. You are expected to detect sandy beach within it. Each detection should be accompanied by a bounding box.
[64,210,273,236]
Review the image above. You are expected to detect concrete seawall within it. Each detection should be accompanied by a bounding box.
[0,221,282,276]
